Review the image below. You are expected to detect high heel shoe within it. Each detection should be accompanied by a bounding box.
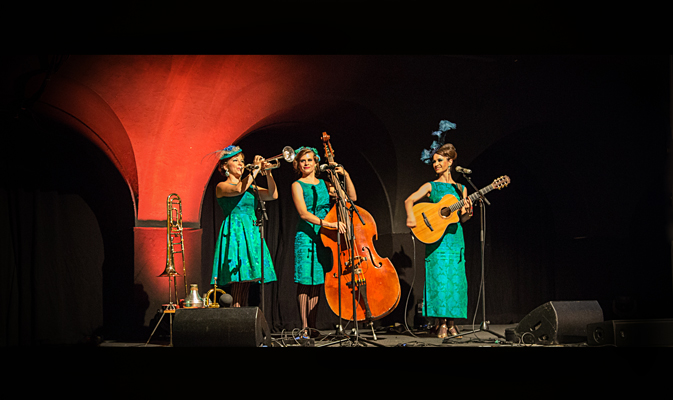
[437,324,449,338]
[448,325,462,338]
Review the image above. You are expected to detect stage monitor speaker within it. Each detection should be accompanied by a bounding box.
[587,319,673,347]
[515,300,603,345]
[173,307,271,347]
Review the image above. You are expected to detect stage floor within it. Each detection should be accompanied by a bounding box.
[98,323,589,348]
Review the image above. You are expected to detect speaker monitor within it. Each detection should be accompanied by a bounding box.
[173,307,271,347]
[587,319,673,347]
[515,300,603,345]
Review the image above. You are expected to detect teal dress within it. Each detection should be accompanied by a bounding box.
[294,179,332,285]
[423,181,468,319]
[211,187,277,286]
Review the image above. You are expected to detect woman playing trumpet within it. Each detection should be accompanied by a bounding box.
[291,146,356,338]
[211,145,278,307]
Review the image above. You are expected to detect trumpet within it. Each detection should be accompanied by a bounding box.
[203,283,227,308]
[246,146,295,171]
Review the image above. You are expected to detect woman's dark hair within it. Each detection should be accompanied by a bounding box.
[434,143,457,160]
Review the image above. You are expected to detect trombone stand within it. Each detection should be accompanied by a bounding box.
[442,172,504,344]
[146,274,178,347]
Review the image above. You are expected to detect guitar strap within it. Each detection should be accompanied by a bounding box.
[452,183,464,200]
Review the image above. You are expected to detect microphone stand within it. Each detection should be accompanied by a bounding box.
[249,167,267,317]
[318,169,384,347]
[319,168,349,345]
[443,170,505,343]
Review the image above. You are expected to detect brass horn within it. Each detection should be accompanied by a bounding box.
[264,146,295,170]
[203,283,227,308]
[159,193,187,306]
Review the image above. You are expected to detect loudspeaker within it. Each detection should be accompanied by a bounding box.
[515,300,603,345]
[587,319,673,347]
[173,307,271,347]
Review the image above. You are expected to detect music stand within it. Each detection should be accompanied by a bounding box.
[442,170,505,343]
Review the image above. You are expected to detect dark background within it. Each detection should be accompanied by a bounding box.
[1,53,671,346]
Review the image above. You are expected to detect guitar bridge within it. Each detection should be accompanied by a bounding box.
[421,212,434,231]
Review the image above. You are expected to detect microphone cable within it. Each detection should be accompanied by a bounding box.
[401,231,421,339]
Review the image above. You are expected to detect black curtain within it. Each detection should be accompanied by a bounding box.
[202,124,352,332]
[201,120,405,333]
[1,112,136,346]
[199,56,673,333]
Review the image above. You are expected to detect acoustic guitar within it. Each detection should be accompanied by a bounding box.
[410,175,510,244]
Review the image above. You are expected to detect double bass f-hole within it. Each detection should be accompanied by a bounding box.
[361,246,382,268]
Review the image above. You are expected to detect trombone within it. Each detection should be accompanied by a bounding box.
[159,193,187,307]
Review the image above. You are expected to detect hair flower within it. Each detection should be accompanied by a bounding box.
[420,120,456,164]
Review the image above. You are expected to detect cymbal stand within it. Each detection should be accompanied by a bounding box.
[443,171,504,343]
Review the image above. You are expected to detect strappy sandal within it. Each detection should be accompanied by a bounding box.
[437,324,449,338]
[448,325,462,338]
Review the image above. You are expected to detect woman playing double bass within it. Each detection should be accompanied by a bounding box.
[291,146,356,338]
[319,132,401,332]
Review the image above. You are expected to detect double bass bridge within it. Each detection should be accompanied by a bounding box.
[333,256,367,278]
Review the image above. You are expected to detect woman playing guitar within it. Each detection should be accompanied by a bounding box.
[404,143,473,338]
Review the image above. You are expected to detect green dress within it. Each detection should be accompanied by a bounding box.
[294,179,332,285]
[211,187,277,286]
[423,181,468,319]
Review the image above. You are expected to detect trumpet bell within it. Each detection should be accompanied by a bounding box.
[281,146,296,163]
[265,146,295,170]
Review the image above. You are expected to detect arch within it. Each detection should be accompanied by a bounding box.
[198,98,398,234]
[199,99,399,330]
[30,74,139,220]
[2,111,137,343]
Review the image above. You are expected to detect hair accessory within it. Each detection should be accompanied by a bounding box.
[219,145,242,160]
[420,120,456,164]
[296,146,320,162]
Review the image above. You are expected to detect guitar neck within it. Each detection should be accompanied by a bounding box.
[448,184,495,213]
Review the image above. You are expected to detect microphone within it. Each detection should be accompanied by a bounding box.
[218,293,233,308]
[455,166,472,174]
[319,163,341,172]
[245,164,260,170]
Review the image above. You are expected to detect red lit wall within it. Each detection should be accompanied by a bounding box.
[29,54,366,325]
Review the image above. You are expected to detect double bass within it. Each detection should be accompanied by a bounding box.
[319,132,401,324]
